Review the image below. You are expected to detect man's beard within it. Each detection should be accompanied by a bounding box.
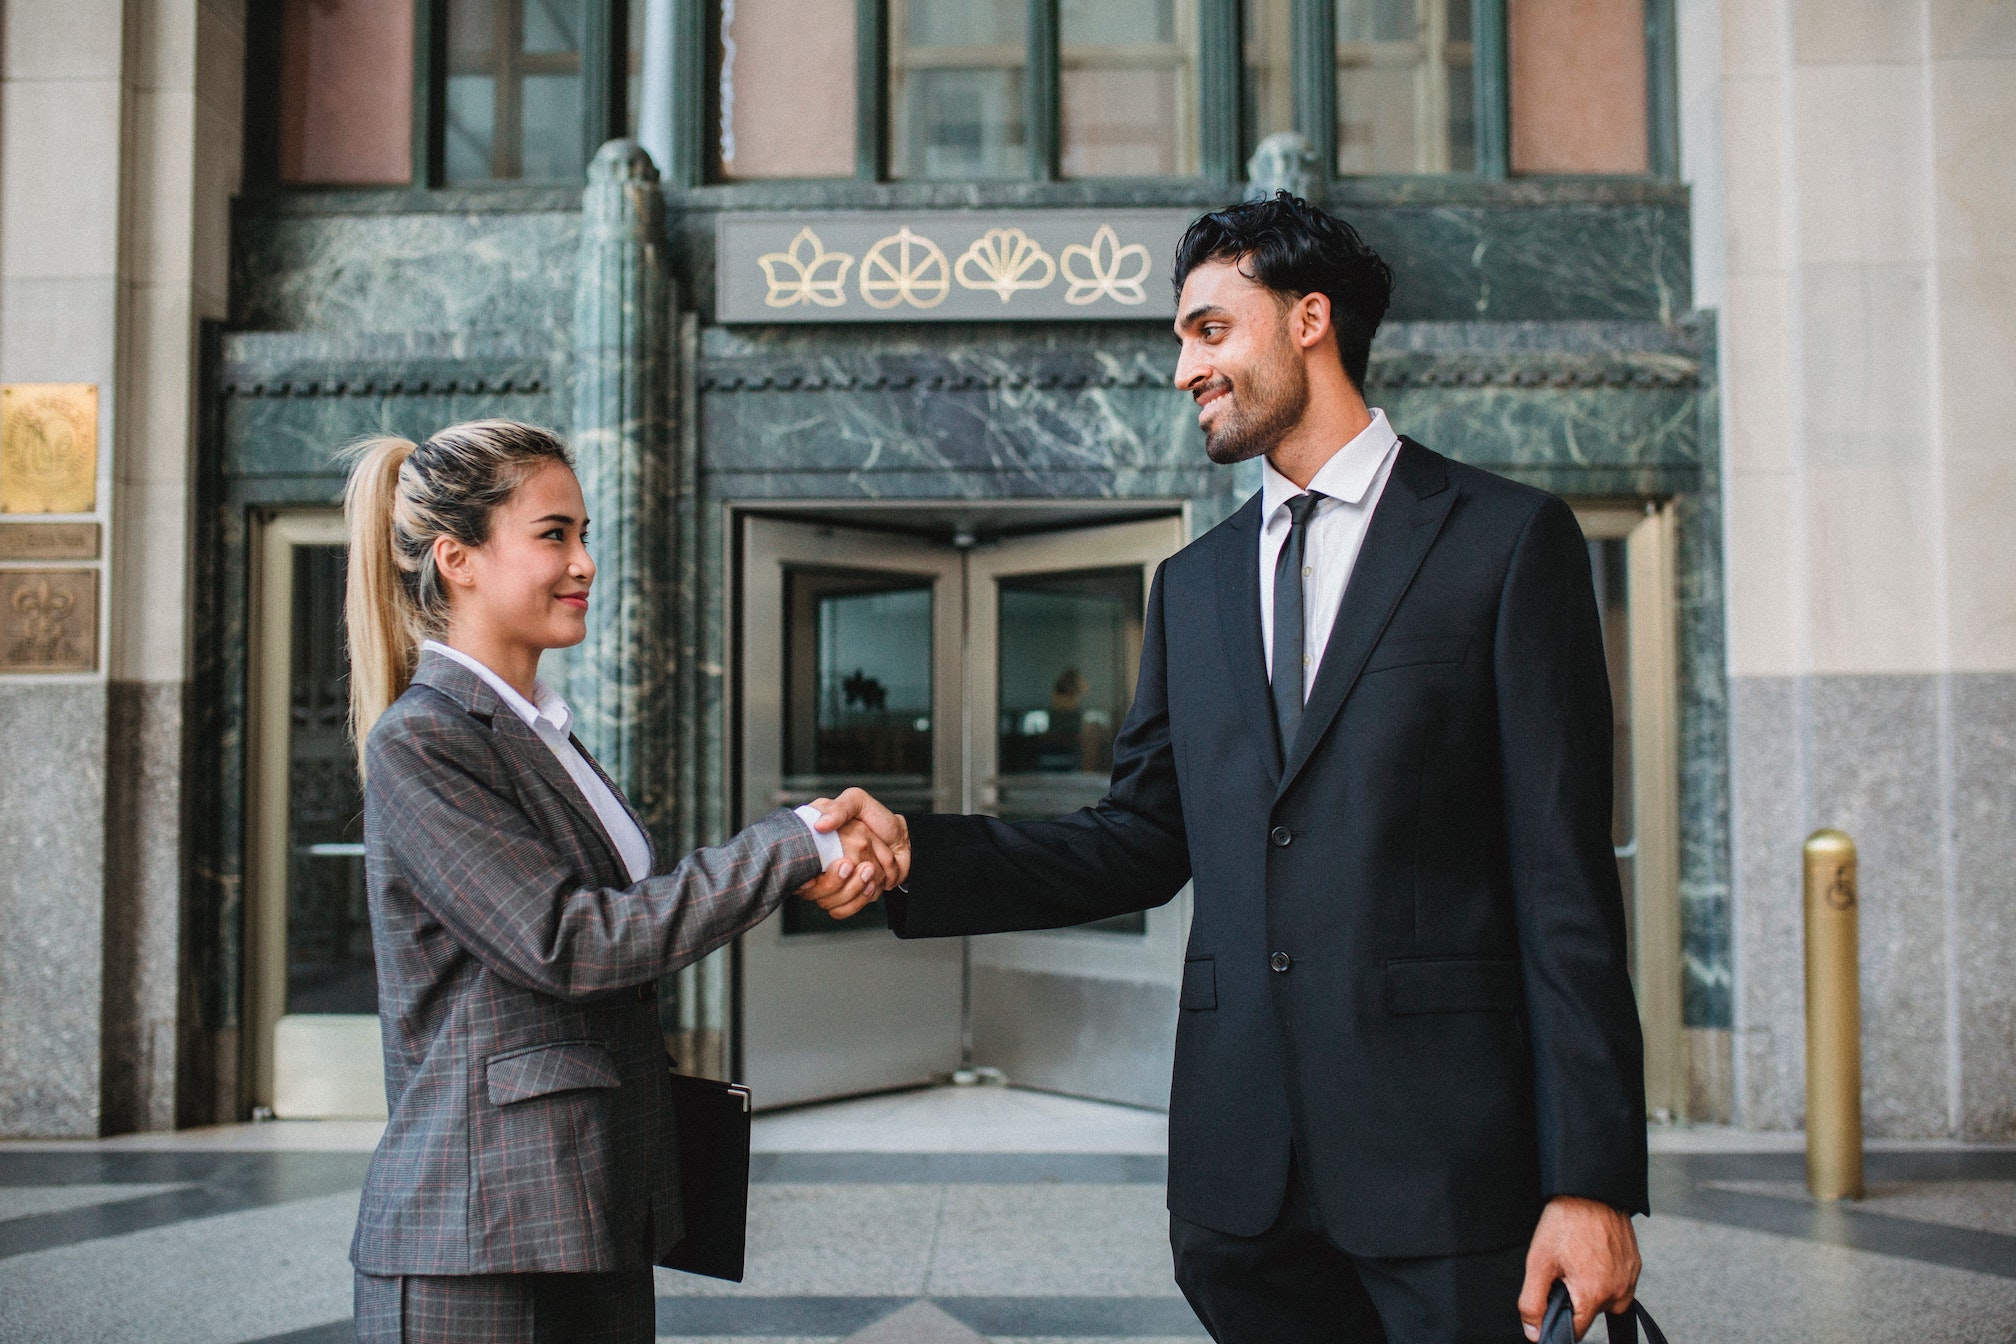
[1199,351,1309,466]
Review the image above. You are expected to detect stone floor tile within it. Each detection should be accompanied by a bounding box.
[924,1185,1180,1297]
[656,1185,945,1297]
[1705,1177,2016,1236]
[0,1182,189,1221]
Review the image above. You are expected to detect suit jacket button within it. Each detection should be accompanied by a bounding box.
[1270,952,1292,973]
[1269,826,1293,847]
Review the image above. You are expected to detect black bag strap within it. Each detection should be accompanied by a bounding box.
[1542,1281,1669,1344]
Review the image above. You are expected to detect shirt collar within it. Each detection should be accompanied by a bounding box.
[420,639,572,736]
[1261,408,1400,522]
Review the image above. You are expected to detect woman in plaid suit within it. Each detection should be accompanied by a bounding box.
[341,421,892,1343]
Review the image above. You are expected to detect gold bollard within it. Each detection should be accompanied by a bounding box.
[1804,829,1863,1200]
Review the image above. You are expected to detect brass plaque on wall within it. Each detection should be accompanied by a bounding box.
[0,522,100,560]
[0,568,98,673]
[1,383,98,513]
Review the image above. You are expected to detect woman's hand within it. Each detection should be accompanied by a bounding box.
[794,817,897,919]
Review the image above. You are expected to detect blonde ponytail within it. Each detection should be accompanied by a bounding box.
[340,420,575,777]
[344,436,425,774]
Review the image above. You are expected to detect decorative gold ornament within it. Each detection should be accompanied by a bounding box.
[1,384,98,514]
[0,568,97,672]
[757,228,855,308]
[954,228,1057,303]
[859,227,951,309]
[1061,226,1153,306]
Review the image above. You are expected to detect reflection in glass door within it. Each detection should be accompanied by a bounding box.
[248,513,387,1119]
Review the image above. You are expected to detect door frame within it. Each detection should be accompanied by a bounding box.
[1574,500,1683,1123]
[244,509,386,1119]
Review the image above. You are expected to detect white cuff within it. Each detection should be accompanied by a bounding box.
[794,804,846,867]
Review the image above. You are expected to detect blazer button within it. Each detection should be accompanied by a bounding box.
[1270,952,1293,973]
[1270,826,1293,847]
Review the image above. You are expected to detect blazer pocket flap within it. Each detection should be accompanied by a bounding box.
[486,1041,621,1106]
[1385,957,1521,1015]
[1364,634,1470,673]
[1180,956,1218,1011]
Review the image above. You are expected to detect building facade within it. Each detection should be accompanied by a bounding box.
[0,0,2008,1142]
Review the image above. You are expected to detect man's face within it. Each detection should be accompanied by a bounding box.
[1172,258,1310,465]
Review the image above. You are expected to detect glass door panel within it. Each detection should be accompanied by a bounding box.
[250,513,387,1120]
[963,517,1188,1107]
[738,518,966,1108]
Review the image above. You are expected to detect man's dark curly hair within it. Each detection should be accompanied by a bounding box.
[1171,192,1395,393]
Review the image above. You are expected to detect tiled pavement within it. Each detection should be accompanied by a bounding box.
[2,1087,2014,1343]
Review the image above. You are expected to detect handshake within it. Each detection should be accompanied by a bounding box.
[793,787,913,919]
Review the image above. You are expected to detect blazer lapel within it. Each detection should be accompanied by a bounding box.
[1277,440,1457,799]
[410,647,629,883]
[574,735,658,874]
[1207,491,1284,786]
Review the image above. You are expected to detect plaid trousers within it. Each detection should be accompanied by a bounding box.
[353,1268,655,1344]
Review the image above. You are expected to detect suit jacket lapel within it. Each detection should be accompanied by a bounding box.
[1208,491,1284,786]
[486,714,630,887]
[1277,440,1456,799]
[574,735,658,874]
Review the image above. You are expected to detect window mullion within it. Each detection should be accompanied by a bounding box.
[1028,0,1059,180]
[414,0,449,188]
[1198,0,1242,185]
[1291,0,1334,184]
[1644,0,1679,178]
[583,0,629,167]
[857,0,888,180]
[1471,0,1508,177]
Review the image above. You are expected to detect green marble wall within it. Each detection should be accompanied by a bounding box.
[193,175,1727,1119]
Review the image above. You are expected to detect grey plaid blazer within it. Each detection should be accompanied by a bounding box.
[350,650,820,1276]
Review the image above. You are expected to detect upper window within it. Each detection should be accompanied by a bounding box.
[262,0,1661,189]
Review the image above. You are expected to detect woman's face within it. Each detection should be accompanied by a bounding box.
[437,460,596,652]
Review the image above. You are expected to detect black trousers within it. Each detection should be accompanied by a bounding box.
[1170,1162,1529,1344]
[353,1268,655,1344]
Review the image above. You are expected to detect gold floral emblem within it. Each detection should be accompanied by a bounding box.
[859,227,951,309]
[757,228,855,308]
[1061,226,1153,306]
[954,228,1056,303]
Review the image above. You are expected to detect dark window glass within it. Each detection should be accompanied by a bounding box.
[781,569,937,934]
[995,567,1147,935]
[447,0,589,183]
[1059,0,1198,176]
[286,546,376,1014]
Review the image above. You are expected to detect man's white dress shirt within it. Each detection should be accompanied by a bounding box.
[423,640,844,880]
[1258,407,1402,705]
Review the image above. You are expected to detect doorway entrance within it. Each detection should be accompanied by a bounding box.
[246,511,387,1119]
[736,510,1191,1111]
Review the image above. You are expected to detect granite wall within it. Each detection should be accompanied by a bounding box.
[1732,672,2016,1140]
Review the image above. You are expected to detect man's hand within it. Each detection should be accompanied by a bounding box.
[810,788,912,888]
[1518,1196,1640,1341]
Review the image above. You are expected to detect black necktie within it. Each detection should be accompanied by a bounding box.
[1271,491,1326,752]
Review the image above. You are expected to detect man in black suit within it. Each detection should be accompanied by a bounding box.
[817,194,1646,1343]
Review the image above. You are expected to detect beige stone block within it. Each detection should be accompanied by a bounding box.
[0,278,119,387]
[117,285,198,486]
[195,0,248,126]
[108,485,193,682]
[126,0,201,93]
[192,98,243,309]
[1935,258,2016,455]
[1805,466,1944,674]
[1722,0,1788,78]
[1931,58,2016,260]
[0,81,124,281]
[1792,0,1925,64]
[1800,262,1934,468]
[1943,461,2016,672]
[1722,75,1787,276]
[1930,0,2016,56]
[124,89,199,290]
[1794,64,1932,265]
[1723,469,1805,678]
[1722,275,1797,472]
[0,1,126,81]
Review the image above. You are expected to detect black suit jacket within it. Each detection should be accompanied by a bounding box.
[887,440,1649,1257]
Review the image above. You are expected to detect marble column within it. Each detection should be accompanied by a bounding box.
[569,140,674,841]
